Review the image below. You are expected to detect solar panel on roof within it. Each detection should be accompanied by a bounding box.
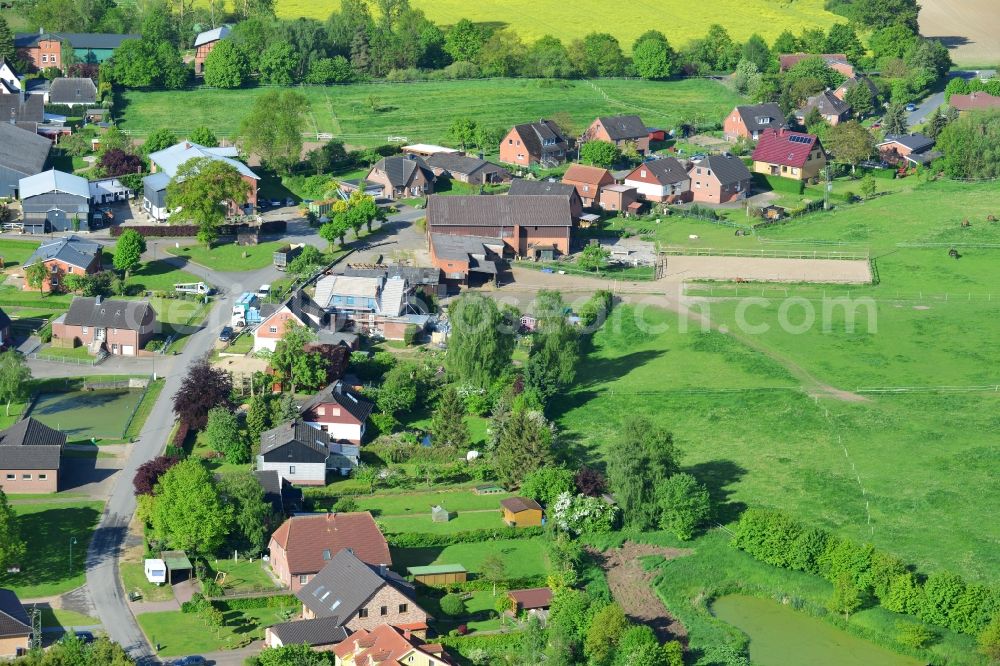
[788,135,812,144]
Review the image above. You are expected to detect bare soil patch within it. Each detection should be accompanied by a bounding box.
[919,0,1000,65]
[663,256,872,284]
[591,542,692,643]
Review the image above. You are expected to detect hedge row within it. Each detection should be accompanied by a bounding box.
[752,172,805,195]
[732,508,999,636]
[213,594,297,611]
[110,220,287,238]
[388,526,544,548]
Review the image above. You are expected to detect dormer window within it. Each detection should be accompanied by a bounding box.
[640,170,646,178]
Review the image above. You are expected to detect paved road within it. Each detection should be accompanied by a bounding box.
[80,210,419,663]
[906,70,978,126]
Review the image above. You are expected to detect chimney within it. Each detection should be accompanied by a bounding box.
[379,563,386,577]
[326,511,334,521]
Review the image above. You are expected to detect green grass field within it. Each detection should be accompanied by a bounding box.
[139,603,296,656]
[267,0,841,51]
[126,260,202,294]
[119,78,743,145]
[378,510,501,534]
[391,537,548,580]
[354,488,512,515]
[166,240,290,272]
[120,562,175,603]
[0,501,104,598]
[211,558,280,592]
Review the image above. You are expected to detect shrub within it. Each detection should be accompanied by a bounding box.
[896,621,936,649]
[38,323,52,343]
[181,593,208,613]
[214,594,297,611]
[440,593,466,616]
[387,526,544,548]
[332,497,359,512]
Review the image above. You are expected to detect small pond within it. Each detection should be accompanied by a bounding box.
[711,594,922,666]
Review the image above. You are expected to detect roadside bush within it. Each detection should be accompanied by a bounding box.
[214,594,297,611]
[440,593,466,616]
[181,593,208,613]
[38,322,52,343]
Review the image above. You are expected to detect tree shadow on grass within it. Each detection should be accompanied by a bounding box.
[0,506,101,592]
[548,349,665,421]
[685,459,748,525]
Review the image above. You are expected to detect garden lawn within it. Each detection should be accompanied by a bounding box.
[125,260,201,294]
[266,0,841,50]
[120,79,743,146]
[36,345,94,362]
[643,529,978,666]
[120,562,175,603]
[224,332,254,354]
[377,510,500,535]
[0,501,103,597]
[166,240,291,272]
[0,239,40,267]
[355,488,511,515]
[0,285,73,308]
[145,297,212,353]
[211,558,281,592]
[138,608,260,657]
[417,589,502,634]
[391,537,548,580]
[190,431,252,476]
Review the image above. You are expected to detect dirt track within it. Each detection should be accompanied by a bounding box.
[592,543,692,643]
[920,0,1000,65]
[663,255,872,284]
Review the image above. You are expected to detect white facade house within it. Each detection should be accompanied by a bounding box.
[299,382,375,446]
[257,420,358,486]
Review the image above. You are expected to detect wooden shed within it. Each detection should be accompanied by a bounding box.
[500,497,543,528]
[407,564,468,586]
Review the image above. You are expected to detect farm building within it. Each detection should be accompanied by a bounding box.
[500,497,543,527]
[407,564,468,585]
[508,587,553,614]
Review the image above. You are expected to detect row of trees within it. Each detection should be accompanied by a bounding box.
[732,508,1000,650]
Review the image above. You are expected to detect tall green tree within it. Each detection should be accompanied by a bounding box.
[204,40,250,88]
[937,110,1000,180]
[448,117,477,151]
[825,24,865,63]
[826,120,874,172]
[150,459,232,554]
[882,101,909,136]
[570,32,627,77]
[218,471,273,555]
[658,472,712,540]
[166,157,250,247]
[493,408,554,488]
[259,42,298,85]
[579,140,620,168]
[443,18,488,62]
[0,488,25,572]
[189,126,219,147]
[828,572,865,620]
[25,261,49,295]
[112,228,146,278]
[0,16,14,62]
[607,416,681,530]
[269,322,320,394]
[585,603,631,666]
[204,407,250,464]
[429,385,470,449]
[847,0,920,32]
[239,90,310,173]
[632,31,677,80]
[522,35,575,78]
[0,351,31,417]
[843,81,875,118]
[446,293,515,389]
[979,614,1000,662]
[246,394,272,444]
[740,33,772,72]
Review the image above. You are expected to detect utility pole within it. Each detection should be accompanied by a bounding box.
[823,164,833,211]
[69,536,77,573]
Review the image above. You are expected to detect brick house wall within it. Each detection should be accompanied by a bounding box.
[515,227,570,256]
[563,173,613,207]
[752,149,826,181]
[302,583,428,630]
[23,257,100,293]
[599,187,638,213]
[722,110,750,141]
[624,168,691,203]
[194,41,218,74]
[51,308,155,355]
[878,142,913,163]
[498,127,532,166]
[267,539,296,590]
[690,173,750,204]
[24,38,63,70]
[364,166,432,200]
[254,311,302,352]
[0,468,58,493]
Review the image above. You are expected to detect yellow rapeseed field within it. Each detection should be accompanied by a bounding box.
[271,0,843,50]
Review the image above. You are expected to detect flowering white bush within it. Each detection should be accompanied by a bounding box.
[551,491,619,535]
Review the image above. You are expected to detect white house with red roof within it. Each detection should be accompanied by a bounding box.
[751,128,827,181]
[299,381,374,445]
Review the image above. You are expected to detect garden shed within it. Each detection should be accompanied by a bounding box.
[473,484,504,495]
[160,550,193,584]
[407,564,468,586]
[431,505,450,522]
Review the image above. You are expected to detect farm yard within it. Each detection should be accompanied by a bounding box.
[118,78,743,144]
[265,0,842,49]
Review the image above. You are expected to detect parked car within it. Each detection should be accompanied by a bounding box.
[270,199,282,207]
[286,197,295,206]
[219,326,233,342]
[905,103,917,112]
[172,657,207,666]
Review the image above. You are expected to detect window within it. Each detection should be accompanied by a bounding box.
[82,326,88,334]
[5,474,13,480]
[640,170,646,178]
[380,605,388,616]
[51,265,58,272]
[358,608,368,618]
[792,168,799,175]
[317,406,325,415]
[696,168,702,175]
[399,603,408,613]
[269,326,278,333]
[39,474,47,480]
[21,474,30,480]
[289,465,296,474]
[299,575,309,584]
[346,297,355,305]
[41,54,47,63]
[507,139,513,144]
[583,185,589,192]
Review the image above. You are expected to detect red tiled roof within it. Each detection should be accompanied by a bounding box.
[509,587,553,610]
[949,92,1000,111]
[269,512,390,575]
[751,128,820,169]
[335,624,452,666]
[562,163,612,186]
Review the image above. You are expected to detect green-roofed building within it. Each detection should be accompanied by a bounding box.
[160,550,193,584]
[407,564,468,585]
